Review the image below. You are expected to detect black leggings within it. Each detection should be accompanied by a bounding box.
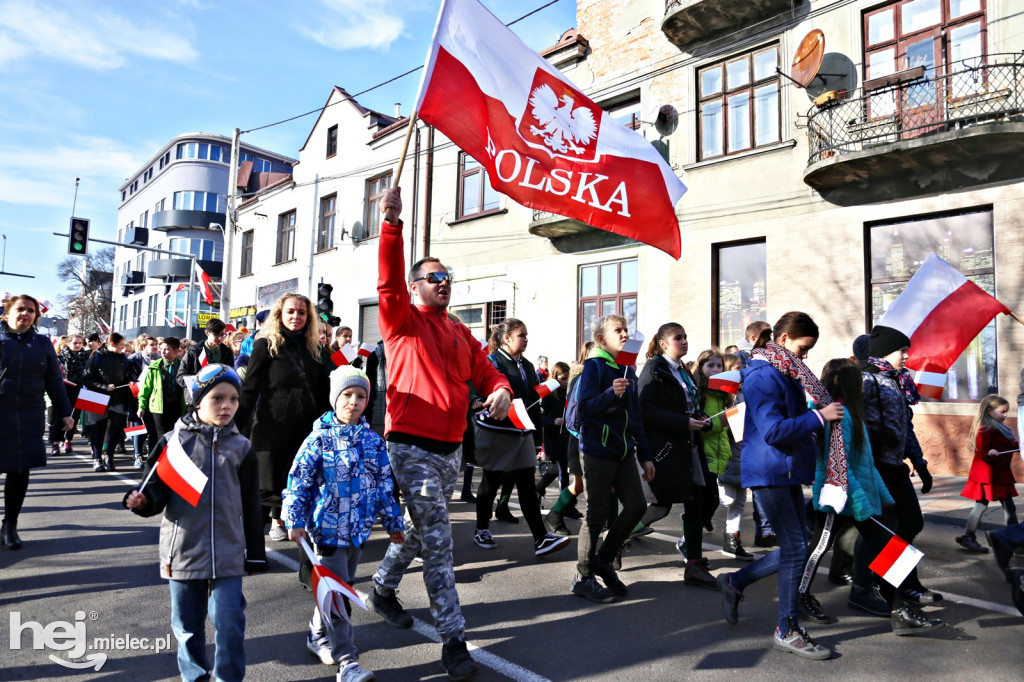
[4,470,31,522]
[640,492,705,561]
[91,412,127,459]
[477,467,546,541]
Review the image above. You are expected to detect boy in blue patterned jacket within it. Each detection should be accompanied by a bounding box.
[283,366,405,682]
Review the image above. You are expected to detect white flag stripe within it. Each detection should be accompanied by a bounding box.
[881,544,924,587]
[167,434,208,496]
[878,254,967,337]
[915,371,946,387]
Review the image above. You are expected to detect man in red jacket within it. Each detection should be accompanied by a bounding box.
[369,187,511,680]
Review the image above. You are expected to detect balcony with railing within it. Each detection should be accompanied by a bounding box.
[804,54,1024,205]
[529,209,636,253]
[662,0,798,50]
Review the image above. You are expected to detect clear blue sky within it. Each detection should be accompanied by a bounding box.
[0,0,576,317]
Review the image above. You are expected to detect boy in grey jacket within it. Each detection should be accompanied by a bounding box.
[125,364,266,682]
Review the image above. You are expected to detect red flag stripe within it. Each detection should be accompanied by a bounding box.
[869,535,908,575]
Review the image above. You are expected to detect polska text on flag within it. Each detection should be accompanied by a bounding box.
[75,388,110,415]
[614,331,645,367]
[878,253,1011,399]
[532,378,560,399]
[155,432,208,507]
[414,0,686,258]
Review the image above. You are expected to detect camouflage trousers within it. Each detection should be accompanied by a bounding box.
[373,442,464,642]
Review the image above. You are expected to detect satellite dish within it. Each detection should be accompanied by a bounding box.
[791,29,825,89]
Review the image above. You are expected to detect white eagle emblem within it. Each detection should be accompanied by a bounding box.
[528,83,598,155]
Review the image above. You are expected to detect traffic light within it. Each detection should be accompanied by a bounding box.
[316,283,334,324]
[68,217,90,255]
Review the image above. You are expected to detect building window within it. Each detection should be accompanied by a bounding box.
[450,301,508,342]
[240,153,271,172]
[326,125,338,158]
[578,259,638,346]
[607,97,642,131]
[139,210,148,229]
[176,142,225,162]
[173,190,224,213]
[457,153,500,219]
[698,44,781,159]
[166,289,216,326]
[147,293,158,326]
[240,230,254,276]
[713,240,767,349]
[155,198,165,213]
[868,207,996,401]
[863,0,986,120]
[318,194,336,252]
[276,210,296,263]
[169,237,214,261]
[363,173,391,239]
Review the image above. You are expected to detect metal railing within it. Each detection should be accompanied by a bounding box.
[807,53,1024,165]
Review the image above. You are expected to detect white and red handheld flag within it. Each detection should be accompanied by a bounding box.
[331,345,358,368]
[614,331,645,367]
[125,424,147,437]
[708,371,742,394]
[194,261,215,305]
[725,403,746,442]
[507,398,537,431]
[532,378,560,400]
[75,388,110,415]
[300,538,367,629]
[39,298,52,314]
[198,348,208,368]
[357,342,376,358]
[869,531,924,587]
[414,0,686,258]
[155,432,208,507]
[129,382,140,398]
[879,253,1011,399]
[97,319,111,334]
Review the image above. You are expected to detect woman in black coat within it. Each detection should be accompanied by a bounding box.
[82,332,132,472]
[636,322,717,588]
[237,293,330,540]
[0,295,73,548]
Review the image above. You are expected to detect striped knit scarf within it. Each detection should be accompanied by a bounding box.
[751,341,849,511]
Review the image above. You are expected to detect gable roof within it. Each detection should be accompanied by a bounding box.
[298,86,399,153]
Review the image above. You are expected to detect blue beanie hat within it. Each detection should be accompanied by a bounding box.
[190,364,242,407]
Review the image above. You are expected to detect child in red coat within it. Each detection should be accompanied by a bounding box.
[957,395,1019,552]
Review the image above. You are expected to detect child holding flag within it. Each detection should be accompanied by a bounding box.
[124,364,267,682]
[957,394,1019,552]
[282,366,405,682]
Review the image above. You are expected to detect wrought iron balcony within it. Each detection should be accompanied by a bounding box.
[662,0,797,50]
[804,54,1024,205]
[529,209,636,253]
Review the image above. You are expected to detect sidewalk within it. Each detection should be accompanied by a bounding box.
[917,473,1021,531]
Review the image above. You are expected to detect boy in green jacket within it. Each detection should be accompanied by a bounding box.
[137,337,186,465]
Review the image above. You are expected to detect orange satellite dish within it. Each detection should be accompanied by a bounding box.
[791,29,825,89]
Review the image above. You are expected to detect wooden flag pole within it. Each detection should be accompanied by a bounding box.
[384,112,419,224]
[1009,310,1024,328]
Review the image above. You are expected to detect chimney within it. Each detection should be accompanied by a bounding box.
[395,103,401,118]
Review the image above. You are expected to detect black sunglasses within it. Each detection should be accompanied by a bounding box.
[413,272,453,285]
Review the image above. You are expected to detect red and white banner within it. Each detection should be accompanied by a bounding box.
[357,342,376,358]
[414,0,686,258]
[507,398,536,431]
[331,345,358,368]
[97,319,111,334]
[173,315,186,327]
[297,538,367,629]
[155,432,208,507]
[869,533,924,587]
[194,261,215,305]
[878,253,1011,399]
[75,388,110,415]
[532,378,560,400]
[614,331,645,367]
[725,402,746,442]
[125,424,147,437]
[198,348,208,368]
[708,370,742,394]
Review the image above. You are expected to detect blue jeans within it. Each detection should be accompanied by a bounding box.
[169,576,246,682]
[731,486,807,632]
[752,490,775,537]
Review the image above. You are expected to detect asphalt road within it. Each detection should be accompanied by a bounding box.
[1,443,1022,681]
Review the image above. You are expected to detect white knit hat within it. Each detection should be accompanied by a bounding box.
[330,365,370,406]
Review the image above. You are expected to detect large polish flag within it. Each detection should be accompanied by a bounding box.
[156,432,208,507]
[194,262,215,305]
[414,0,686,258]
[879,253,1011,399]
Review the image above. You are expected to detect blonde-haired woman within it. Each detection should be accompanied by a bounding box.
[238,293,330,540]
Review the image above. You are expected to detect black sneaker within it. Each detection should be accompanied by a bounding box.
[495,504,519,524]
[798,592,832,624]
[592,555,627,596]
[722,532,754,561]
[563,505,583,520]
[367,587,413,628]
[848,584,890,617]
[754,533,778,548]
[473,529,496,549]
[891,602,944,636]
[571,573,614,603]
[534,532,570,557]
[716,572,742,625]
[440,638,478,681]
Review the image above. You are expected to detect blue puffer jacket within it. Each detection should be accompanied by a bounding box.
[813,410,893,520]
[282,413,404,548]
[577,348,652,463]
[739,359,822,487]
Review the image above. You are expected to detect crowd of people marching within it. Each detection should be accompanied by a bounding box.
[2,187,1023,682]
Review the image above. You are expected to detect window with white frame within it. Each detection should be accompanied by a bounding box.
[698,44,781,159]
[277,210,296,263]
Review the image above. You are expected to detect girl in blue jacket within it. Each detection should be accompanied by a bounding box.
[715,312,843,661]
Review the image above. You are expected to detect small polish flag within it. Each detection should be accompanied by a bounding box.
[155,432,208,507]
[39,298,52,314]
[331,345,358,367]
[198,348,208,368]
[194,261,215,305]
[129,382,140,398]
[357,342,376,358]
[913,370,946,401]
[63,378,77,388]
[532,378,560,399]
[614,331,645,367]
[708,371,742,394]
[507,398,537,431]
[869,533,924,587]
[124,424,147,437]
[75,388,110,415]
[300,538,367,629]
[725,402,746,442]
[173,315,185,327]
[97,319,111,334]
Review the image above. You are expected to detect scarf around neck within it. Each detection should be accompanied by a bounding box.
[751,341,849,510]
[867,356,920,405]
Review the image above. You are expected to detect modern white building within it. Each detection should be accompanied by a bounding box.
[113,133,295,340]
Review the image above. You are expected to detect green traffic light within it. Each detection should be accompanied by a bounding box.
[73,243,83,251]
